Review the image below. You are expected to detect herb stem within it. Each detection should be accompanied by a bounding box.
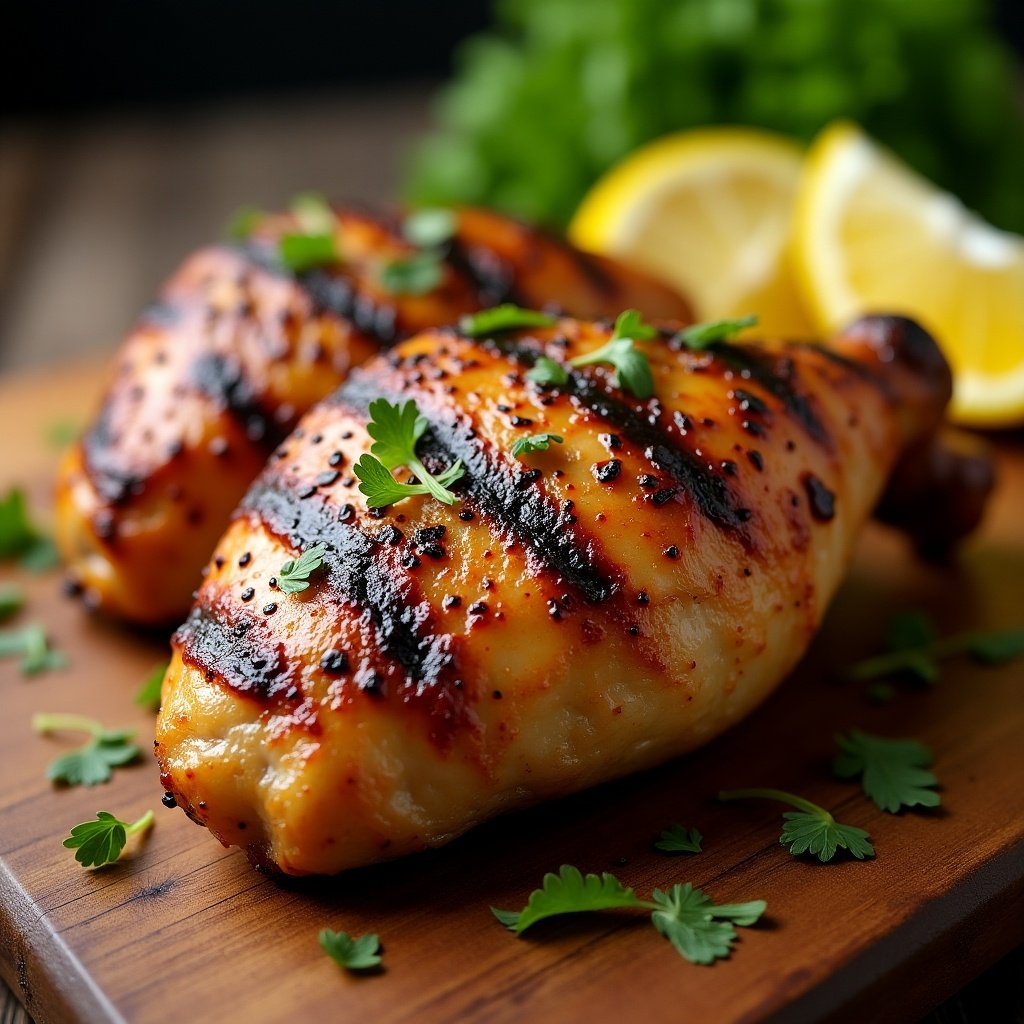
[125,810,155,838]
[718,787,831,821]
[846,632,983,681]
[32,712,104,738]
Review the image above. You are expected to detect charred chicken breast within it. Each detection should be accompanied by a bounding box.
[156,312,955,876]
[55,207,689,624]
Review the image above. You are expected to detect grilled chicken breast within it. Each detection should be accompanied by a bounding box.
[156,312,956,876]
[55,207,689,624]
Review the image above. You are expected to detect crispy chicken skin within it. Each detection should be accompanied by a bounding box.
[157,313,955,876]
[55,207,689,625]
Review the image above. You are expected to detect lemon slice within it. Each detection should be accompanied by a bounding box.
[794,121,1024,427]
[569,127,814,337]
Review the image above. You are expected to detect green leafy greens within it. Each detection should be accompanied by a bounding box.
[676,315,757,350]
[654,824,703,854]
[63,810,154,868]
[459,304,557,337]
[33,713,140,787]
[0,623,66,675]
[319,930,383,972]
[510,433,564,458]
[354,398,464,508]
[277,543,328,595]
[0,487,58,571]
[135,662,169,711]
[493,865,765,966]
[833,730,940,813]
[718,788,874,862]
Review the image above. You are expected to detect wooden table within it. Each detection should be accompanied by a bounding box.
[1,88,1022,1023]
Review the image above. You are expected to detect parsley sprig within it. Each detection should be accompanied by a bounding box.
[510,433,563,458]
[846,611,1024,684]
[354,399,464,508]
[135,662,168,711]
[0,584,23,622]
[277,543,328,595]
[402,207,456,249]
[0,487,58,571]
[319,929,383,972]
[378,207,456,296]
[528,309,658,398]
[63,810,154,868]
[654,824,703,854]
[718,788,874,862]
[0,623,66,675]
[460,304,557,337]
[493,865,765,966]
[33,713,140,787]
[676,315,757,349]
[229,193,340,273]
[833,731,940,813]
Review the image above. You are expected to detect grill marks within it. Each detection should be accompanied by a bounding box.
[190,352,280,447]
[336,377,621,604]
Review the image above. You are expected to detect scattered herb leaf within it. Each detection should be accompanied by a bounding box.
[46,419,81,448]
[319,929,383,972]
[510,433,564,458]
[527,355,570,387]
[63,809,154,868]
[567,309,658,398]
[378,249,445,295]
[654,824,703,854]
[0,584,23,622]
[0,623,66,675]
[718,788,874,862]
[291,192,334,235]
[227,206,263,241]
[279,232,339,273]
[403,207,457,249]
[0,488,58,572]
[136,662,168,711]
[33,713,140,787]
[277,543,328,595]
[833,731,940,813]
[354,398,464,508]
[460,304,557,338]
[865,682,895,706]
[676,315,757,349]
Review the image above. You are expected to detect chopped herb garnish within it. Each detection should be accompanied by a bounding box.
[510,433,564,458]
[846,611,1024,683]
[460,304,557,337]
[319,929,383,972]
[654,824,703,854]
[46,419,81,448]
[676,315,757,349]
[403,207,457,249]
[63,810,154,868]
[226,205,263,241]
[0,584,23,622]
[833,730,940,813]
[0,488,58,572]
[279,232,339,273]
[354,398,464,508]
[0,623,66,675]
[135,662,169,711]
[278,543,328,595]
[378,249,445,295]
[33,713,140,787]
[567,309,658,398]
[527,355,570,387]
[493,865,765,966]
[718,788,874,863]
[291,192,334,234]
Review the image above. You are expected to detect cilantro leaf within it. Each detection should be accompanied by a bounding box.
[676,315,757,349]
[527,355,570,387]
[833,730,940,813]
[403,207,457,249]
[510,433,563,458]
[227,206,264,242]
[460,304,557,338]
[319,929,383,972]
[612,309,658,342]
[63,809,154,868]
[0,488,57,571]
[355,398,463,508]
[278,543,328,595]
[0,623,66,676]
[136,662,168,711]
[568,309,657,398]
[0,584,23,622]
[33,713,140,787]
[654,824,703,854]
[280,232,338,273]
[718,788,875,863]
[378,250,445,295]
[492,864,646,933]
[650,884,765,965]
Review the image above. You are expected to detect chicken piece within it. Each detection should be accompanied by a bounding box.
[55,207,689,624]
[155,312,963,876]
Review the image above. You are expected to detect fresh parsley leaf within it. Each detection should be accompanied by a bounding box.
[492,865,646,933]
[291,192,334,235]
[46,419,81,448]
[403,207,457,249]
[227,205,263,241]
[494,866,765,966]
[650,884,765,965]
[378,250,445,295]
[510,433,563,458]
[0,584,23,622]
[280,232,338,273]
[676,315,757,349]
[718,788,875,863]
[33,713,140,787]
[887,610,936,651]
[527,355,570,387]
[63,809,154,868]
[833,730,940,813]
[654,824,703,854]
[319,929,383,972]
[460,304,557,338]
[0,623,66,676]
[0,488,57,571]
[355,398,464,508]
[278,543,328,595]
[568,309,657,398]
[967,630,1024,663]
[136,662,168,711]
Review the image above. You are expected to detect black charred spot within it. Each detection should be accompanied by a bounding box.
[652,488,676,506]
[720,460,738,476]
[458,509,474,521]
[319,649,350,674]
[442,595,462,610]
[637,474,659,489]
[315,470,340,487]
[663,545,680,559]
[468,601,489,616]
[803,473,836,522]
[598,432,623,450]
[238,552,252,568]
[296,484,317,499]
[377,524,403,545]
[262,603,277,615]
[747,450,764,471]
[241,587,255,602]
[593,459,622,483]
[415,525,446,544]
[328,451,344,467]
[741,419,766,438]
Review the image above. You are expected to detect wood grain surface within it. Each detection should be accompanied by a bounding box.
[1,362,1022,1024]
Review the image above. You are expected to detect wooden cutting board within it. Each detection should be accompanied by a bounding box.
[1,362,1022,1024]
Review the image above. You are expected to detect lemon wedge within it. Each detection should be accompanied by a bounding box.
[794,121,1024,427]
[569,127,814,337]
